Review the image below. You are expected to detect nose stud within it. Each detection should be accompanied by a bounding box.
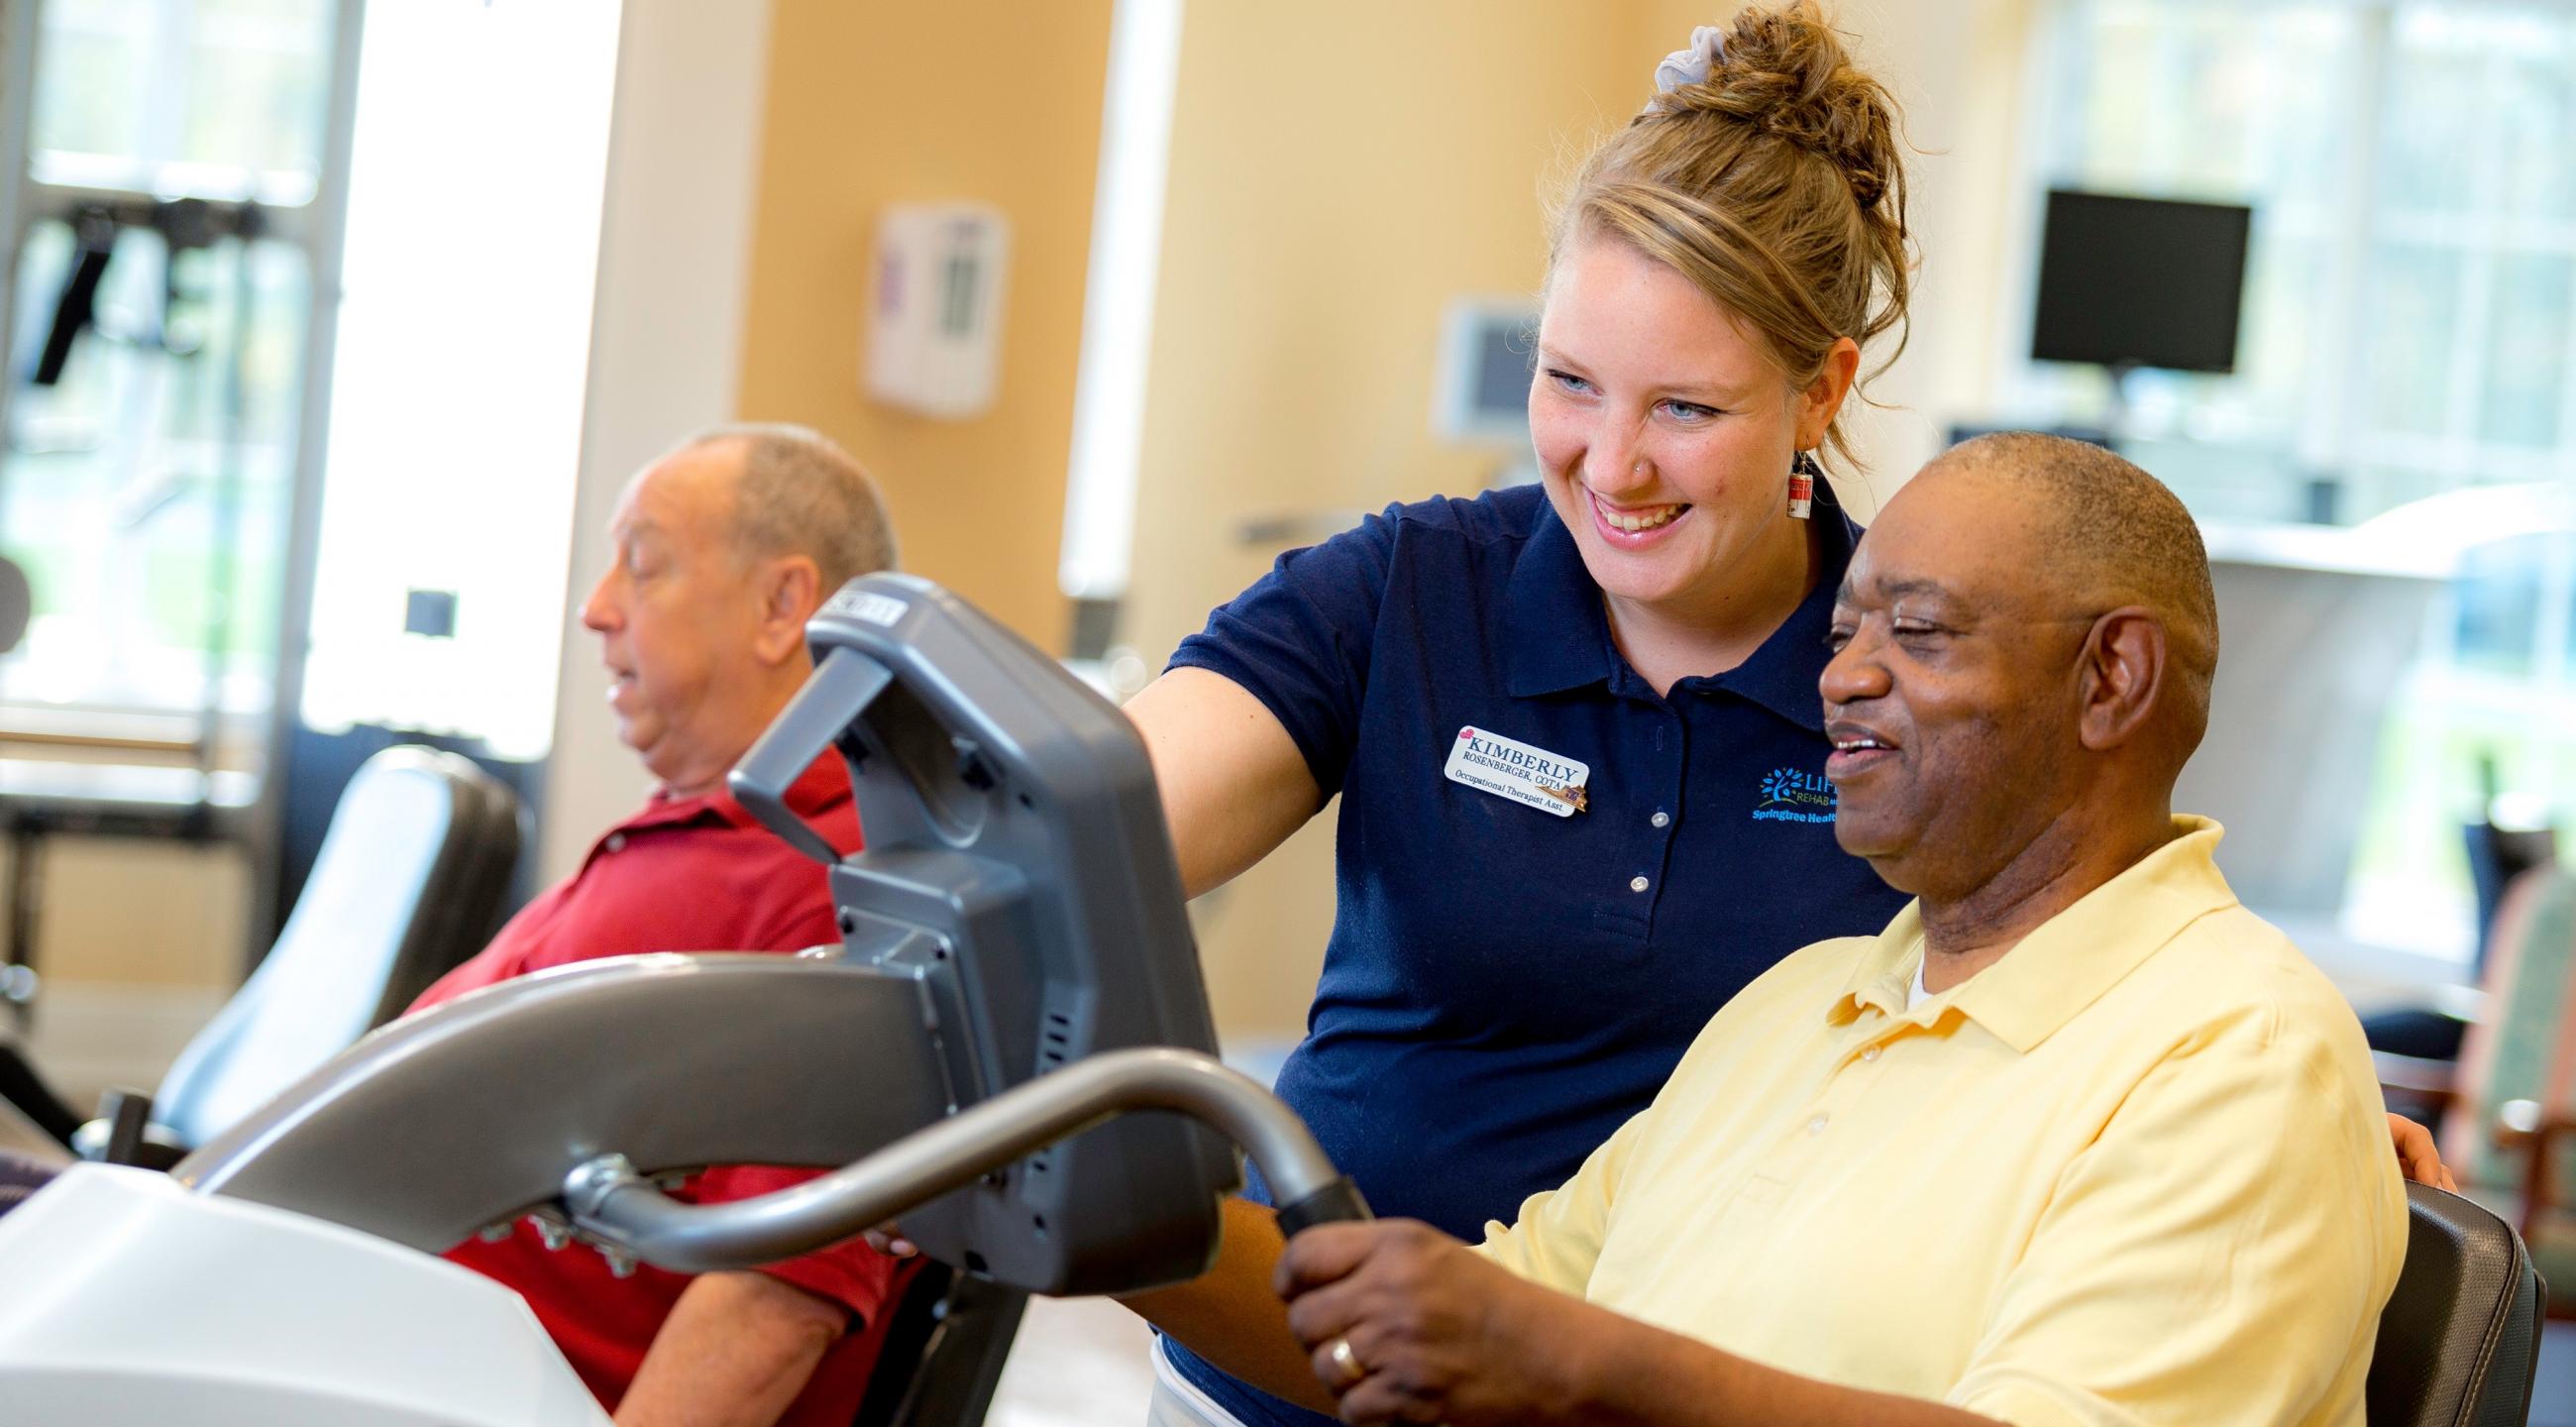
[1632,460,1649,478]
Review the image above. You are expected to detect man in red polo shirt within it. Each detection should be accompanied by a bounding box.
[411,423,911,1427]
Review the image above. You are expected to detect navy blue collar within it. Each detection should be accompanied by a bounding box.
[1502,480,1861,733]
[1502,499,1621,698]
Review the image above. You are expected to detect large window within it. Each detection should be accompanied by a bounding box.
[0,0,621,765]
[2027,0,2576,952]
[298,0,620,760]
[32,0,335,201]
[0,0,338,736]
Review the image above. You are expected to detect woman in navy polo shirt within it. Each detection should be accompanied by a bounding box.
[1123,12,1918,1424]
[1118,8,2431,1425]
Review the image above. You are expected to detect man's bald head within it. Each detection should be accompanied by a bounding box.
[1821,433,2221,903]
[1919,432,2218,760]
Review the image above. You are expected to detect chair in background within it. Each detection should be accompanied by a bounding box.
[2367,1181,2545,1427]
[2381,866,2576,1315]
[0,745,520,1161]
[2366,787,2556,1090]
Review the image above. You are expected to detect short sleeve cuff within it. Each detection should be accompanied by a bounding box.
[687,1166,908,1323]
[1165,642,1344,798]
[1162,504,1413,799]
[754,1243,913,1327]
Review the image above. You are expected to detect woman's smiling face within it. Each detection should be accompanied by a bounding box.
[1528,232,1833,622]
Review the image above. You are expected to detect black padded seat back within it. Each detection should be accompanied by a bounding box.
[368,760,523,1025]
[2367,1181,2545,1427]
[153,747,517,1148]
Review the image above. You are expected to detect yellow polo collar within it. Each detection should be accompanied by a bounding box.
[1829,817,2237,1053]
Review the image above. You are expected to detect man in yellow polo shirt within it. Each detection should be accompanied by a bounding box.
[1248,433,2410,1426]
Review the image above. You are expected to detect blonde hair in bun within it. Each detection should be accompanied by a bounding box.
[1553,1,1913,467]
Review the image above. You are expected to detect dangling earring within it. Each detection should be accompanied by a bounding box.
[1787,450,1820,521]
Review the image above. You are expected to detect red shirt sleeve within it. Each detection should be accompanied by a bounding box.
[685,1165,909,1324]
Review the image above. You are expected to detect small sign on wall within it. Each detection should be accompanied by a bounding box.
[865,203,1011,418]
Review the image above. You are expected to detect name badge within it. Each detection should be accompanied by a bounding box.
[1445,726,1589,818]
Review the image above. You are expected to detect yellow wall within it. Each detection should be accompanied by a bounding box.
[733,0,1115,648]
[1120,5,1653,666]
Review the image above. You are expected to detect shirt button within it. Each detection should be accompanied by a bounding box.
[1629,875,1650,893]
[1806,1114,1829,1137]
[603,833,627,853]
[1861,1045,1881,1062]
[1650,811,1670,828]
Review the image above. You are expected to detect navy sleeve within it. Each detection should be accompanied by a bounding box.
[1167,504,1403,799]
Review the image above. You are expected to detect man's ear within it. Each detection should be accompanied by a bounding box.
[750,556,823,666]
[2076,607,2167,752]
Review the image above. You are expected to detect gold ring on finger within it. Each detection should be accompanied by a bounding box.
[1326,1334,1366,1389]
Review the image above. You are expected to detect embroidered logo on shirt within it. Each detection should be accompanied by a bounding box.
[1752,766,1836,823]
[1445,726,1590,818]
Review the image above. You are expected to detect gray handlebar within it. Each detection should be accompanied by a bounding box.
[727,646,892,867]
[560,1047,1367,1276]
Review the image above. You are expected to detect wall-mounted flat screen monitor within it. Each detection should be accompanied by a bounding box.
[1433,297,1540,446]
[2030,189,2252,375]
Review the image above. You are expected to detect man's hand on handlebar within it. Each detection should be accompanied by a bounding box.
[1274,1219,1590,1426]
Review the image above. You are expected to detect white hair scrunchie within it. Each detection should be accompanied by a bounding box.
[1651,25,1729,106]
